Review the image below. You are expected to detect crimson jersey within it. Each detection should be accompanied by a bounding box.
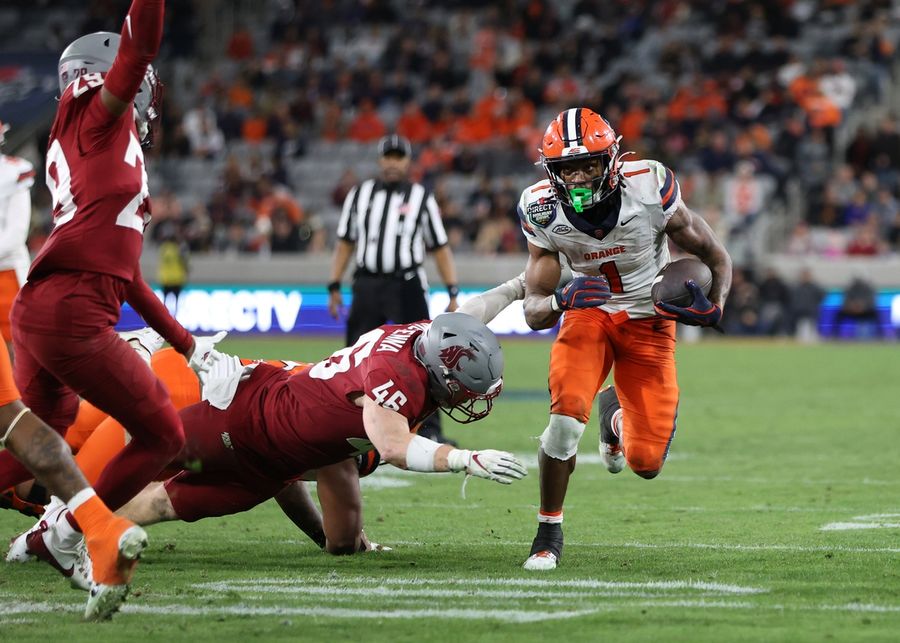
[229,322,436,483]
[29,73,150,283]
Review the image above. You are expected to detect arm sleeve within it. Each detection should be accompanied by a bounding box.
[336,185,359,241]
[102,0,165,105]
[421,193,448,250]
[125,266,193,354]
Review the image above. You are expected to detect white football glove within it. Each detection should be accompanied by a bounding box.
[446,449,528,484]
[187,331,228,374]
[199,351,254,410]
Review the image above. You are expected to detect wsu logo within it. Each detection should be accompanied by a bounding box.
[440,346,474,370]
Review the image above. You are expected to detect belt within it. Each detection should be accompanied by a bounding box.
[354,268,419,281]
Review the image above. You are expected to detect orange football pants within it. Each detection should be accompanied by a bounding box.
[68,349,310,484]
[0,329,19,406]
[549,308,679,474]
[0,270,21,340]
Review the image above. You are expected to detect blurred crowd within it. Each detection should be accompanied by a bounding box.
[15,1,900,265]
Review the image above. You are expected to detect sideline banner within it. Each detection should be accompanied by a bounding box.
[117,284,900,338]
[117,285,554,337]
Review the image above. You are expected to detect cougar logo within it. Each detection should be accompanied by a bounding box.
[440,346,475,370]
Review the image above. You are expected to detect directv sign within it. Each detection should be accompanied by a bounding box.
[117,285,556,336]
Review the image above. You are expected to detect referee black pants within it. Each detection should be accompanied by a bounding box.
[345,273,430,346]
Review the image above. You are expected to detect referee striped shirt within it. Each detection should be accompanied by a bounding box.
[336,179,449,275]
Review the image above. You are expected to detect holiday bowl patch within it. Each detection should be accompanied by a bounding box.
[527,199,556,228]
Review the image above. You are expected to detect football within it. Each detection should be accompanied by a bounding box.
[651,258,713,307]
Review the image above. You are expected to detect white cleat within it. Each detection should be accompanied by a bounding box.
[7,495,64,562]
[6,499,92,591]
[119,327,165,365]
[84,525,148,621]
[600,443,626,474]
[523,551,558,571]
[598,386,626,474]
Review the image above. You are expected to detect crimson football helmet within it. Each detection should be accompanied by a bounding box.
[539,107,627,212]
[57,32,163,146]
[415,313,504,423]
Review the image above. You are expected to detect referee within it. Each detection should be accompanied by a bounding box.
[327,134,460,443]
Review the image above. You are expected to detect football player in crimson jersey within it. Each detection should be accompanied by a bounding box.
[3,0,223,617]
[519,108,732,570]
[8,276,527,556]
[108,286,530,553]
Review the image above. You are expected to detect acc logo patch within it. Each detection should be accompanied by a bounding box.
[527,199,555,228]
[552,224,571,234]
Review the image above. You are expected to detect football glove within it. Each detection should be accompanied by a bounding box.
[446,449,528,484]
[188,331,228,374]
[552,276,611,311]
[654,280,723,329]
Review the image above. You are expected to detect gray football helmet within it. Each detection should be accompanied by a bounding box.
[414,313,504,423]
[58,32,162,145]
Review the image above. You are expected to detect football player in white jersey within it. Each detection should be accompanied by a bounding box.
[0,120,35,355]
[519,108,732,570]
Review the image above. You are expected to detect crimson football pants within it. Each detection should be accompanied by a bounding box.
[163,399,284,522]
[7,324,185,510]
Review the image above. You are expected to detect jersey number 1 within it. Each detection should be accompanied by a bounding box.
[599,261,624,293]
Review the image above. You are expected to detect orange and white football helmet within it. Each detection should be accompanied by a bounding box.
[539,108,626,212]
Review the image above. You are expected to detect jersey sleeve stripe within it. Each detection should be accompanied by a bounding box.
[660,167,677,209]
[17,170,36,183]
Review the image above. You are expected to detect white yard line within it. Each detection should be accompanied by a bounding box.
[193,576,767,595]
[370,540,900,554]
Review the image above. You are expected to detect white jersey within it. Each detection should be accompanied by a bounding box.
[518,159,681,319]
[0,154,34,282]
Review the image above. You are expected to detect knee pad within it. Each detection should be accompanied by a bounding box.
[539,414,585,461]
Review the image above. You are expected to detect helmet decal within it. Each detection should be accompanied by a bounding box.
[439,345,475,371]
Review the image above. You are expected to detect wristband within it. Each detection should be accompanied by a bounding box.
[549,294,561,313]
[447,284,460,299]
[445,448,472,473]
[327,281,341,294]
[405,434,442,472]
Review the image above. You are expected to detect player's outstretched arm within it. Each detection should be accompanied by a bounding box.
[664,204,733,309]
[362,397,527,484]
[458,273,525,324]
[100,0,165,117]
[124,268,193,354]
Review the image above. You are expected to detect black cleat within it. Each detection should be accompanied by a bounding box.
[523,522,563,570]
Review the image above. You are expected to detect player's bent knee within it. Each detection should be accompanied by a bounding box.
[625,448,665,479]
[540,414,585,461]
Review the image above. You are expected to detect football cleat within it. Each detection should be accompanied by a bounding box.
[6,499,92,591]
[598,386,625,474]
[84,524,148,621]
[523,522,563,571]
[119,327,165,365]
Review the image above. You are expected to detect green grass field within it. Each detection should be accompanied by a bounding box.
[1,336,898,642]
